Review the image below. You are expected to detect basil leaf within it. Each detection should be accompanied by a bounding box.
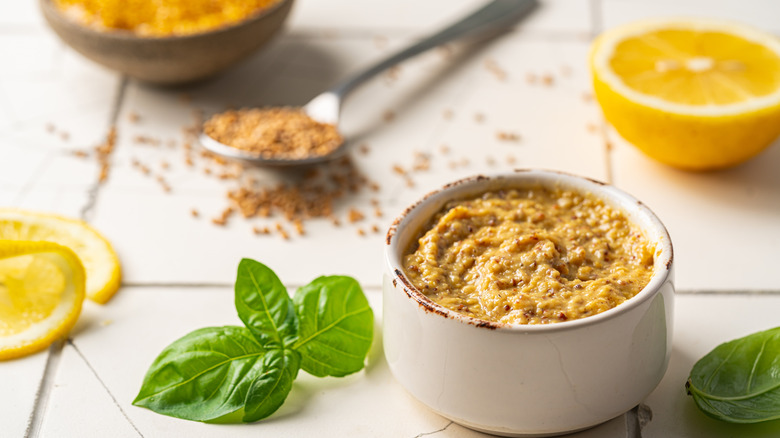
[292,276,373,377]
[687,326,780,423]
[243,348,301,422]
[133,326,266,422]
[235,259,297,348]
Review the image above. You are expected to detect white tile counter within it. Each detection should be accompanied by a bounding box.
[2,1,780,437]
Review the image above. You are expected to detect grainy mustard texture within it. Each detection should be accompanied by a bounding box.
[55,0,282,36]
[403,187,655,325]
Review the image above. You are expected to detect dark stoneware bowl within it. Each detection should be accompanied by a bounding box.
[40,0,294,85]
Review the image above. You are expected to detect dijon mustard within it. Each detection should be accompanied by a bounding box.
[403,187,655,324]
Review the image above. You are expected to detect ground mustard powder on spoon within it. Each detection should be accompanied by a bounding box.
[203,108,343,160]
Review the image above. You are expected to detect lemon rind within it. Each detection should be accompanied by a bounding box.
[0,208,121,304]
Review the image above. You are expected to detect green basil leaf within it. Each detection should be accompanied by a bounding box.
[292,276,373,377]
[235,259,297,348]
[243,348,301,422]
[133,326,266,422]
[687,326,780,423]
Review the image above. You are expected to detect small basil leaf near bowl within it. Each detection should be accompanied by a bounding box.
[133,259,374,423]
[686,326,780,423]
[292,276,374,377]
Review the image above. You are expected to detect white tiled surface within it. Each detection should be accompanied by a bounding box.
[1,0,779,437]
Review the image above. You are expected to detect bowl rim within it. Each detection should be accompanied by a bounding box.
[385,169,674,333]
[40,0,293,41]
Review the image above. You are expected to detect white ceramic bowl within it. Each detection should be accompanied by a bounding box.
[383,170,674,437]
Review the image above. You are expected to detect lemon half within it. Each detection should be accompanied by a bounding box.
[0,240,86,360]
[0,209,121,304]
[591,18,780,170]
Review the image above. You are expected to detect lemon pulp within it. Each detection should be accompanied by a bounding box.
[0,241,86,360]
[591,19,780,170]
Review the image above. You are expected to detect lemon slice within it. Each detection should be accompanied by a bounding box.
[0,209,121,304]
[590,18,780,170]
[0,240,86,360]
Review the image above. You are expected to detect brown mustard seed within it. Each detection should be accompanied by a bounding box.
[484,58,507,81]
[95,126,117,184]
[191,209,200,218]
[443,109,453,120]
[437,44,453,60]
[128,112,141,123]
[497,131,521,142]
[474,113,485,123]
[134,135,160,146]
[293,219,305,236]
[383,110,395,122]
[348,209,365,223]
[385,66,401,82]
[357,228,366,236]
[371,225,380,233]
[203,107,343,160]
[542,74,555,86]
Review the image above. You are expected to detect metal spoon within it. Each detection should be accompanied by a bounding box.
[200,0,538,166]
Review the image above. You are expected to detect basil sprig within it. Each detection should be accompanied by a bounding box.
[686,326,780,423]
[133,259,374,423]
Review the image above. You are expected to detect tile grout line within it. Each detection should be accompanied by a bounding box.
[24,340,65,438]
[589,0,614,185]
[24,76,129,438]
[69,341,146,438]
[412,420,454,438]
[80,75,128,222]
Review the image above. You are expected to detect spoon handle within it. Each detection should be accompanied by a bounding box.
[329,0,538,98]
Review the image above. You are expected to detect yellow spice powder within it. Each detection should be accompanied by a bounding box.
[54,0,283,37]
